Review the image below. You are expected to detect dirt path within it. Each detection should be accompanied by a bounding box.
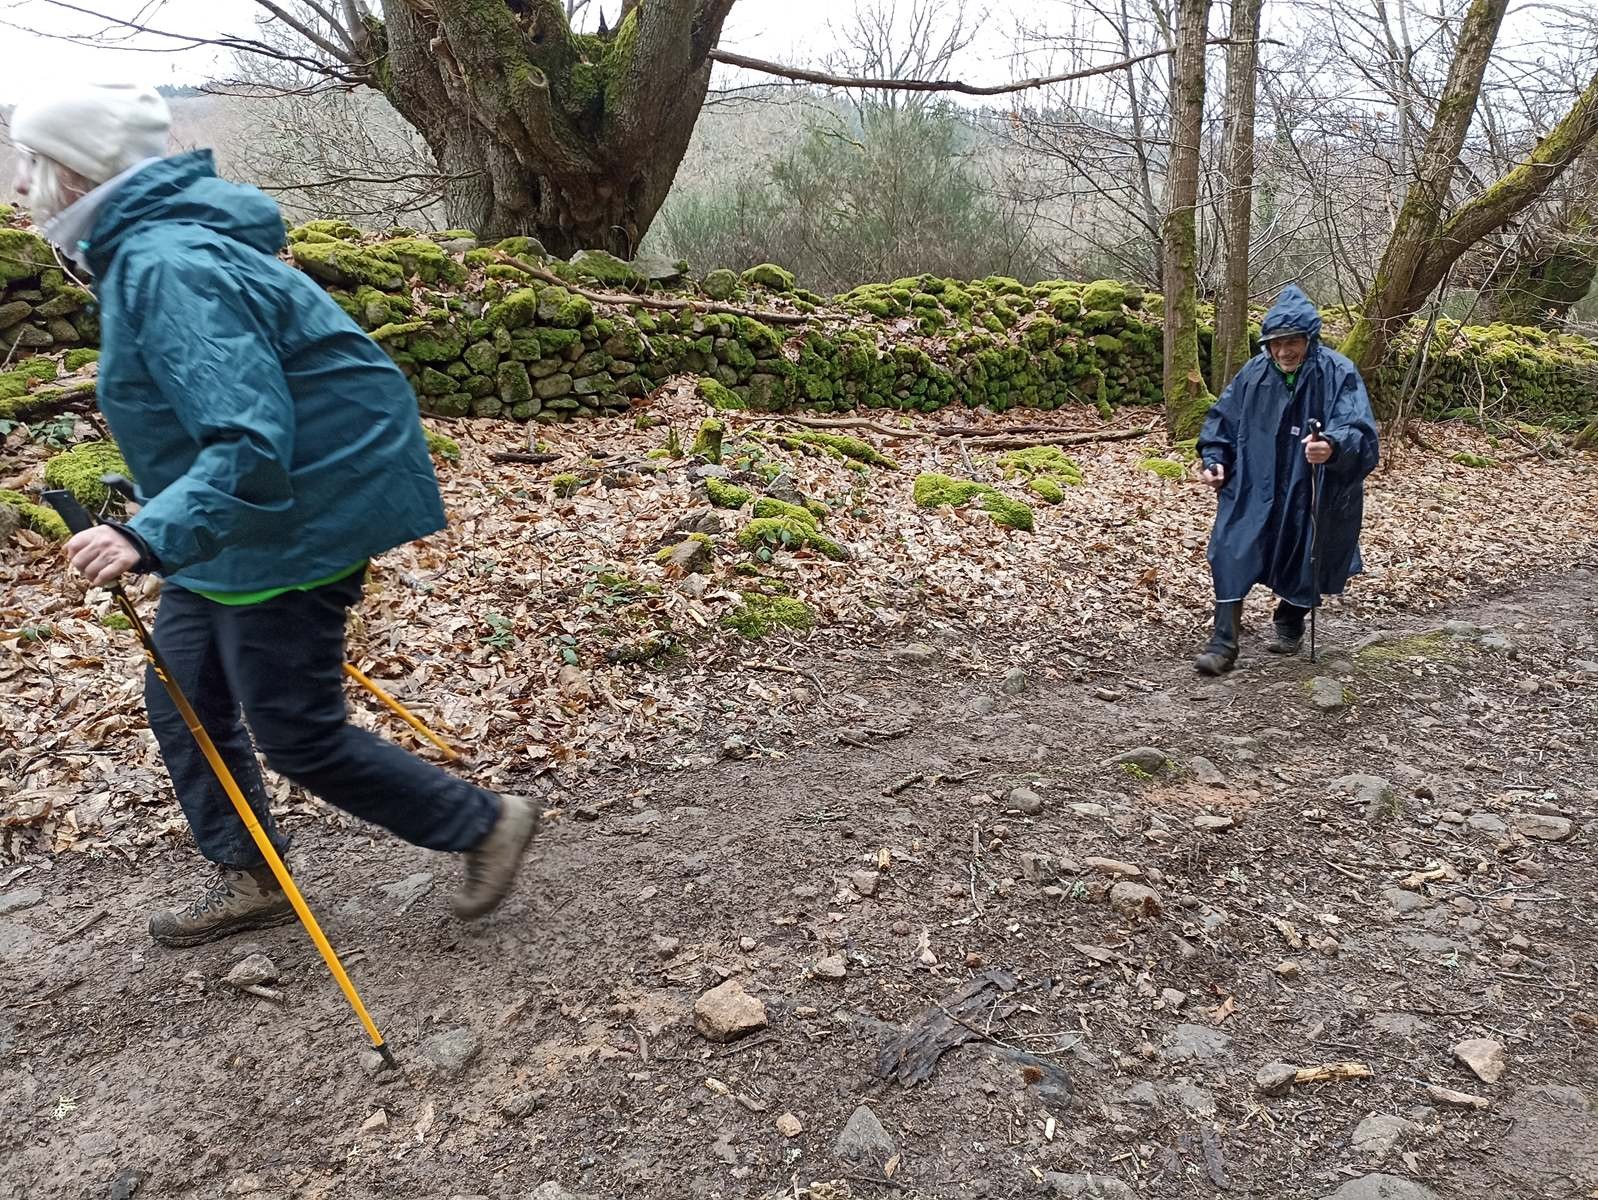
[3,566,1596,1200]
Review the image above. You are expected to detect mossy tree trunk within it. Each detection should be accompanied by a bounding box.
[1335,0,1598,414]
[1479,221,1598,328]
[1211,0,1262,393]
[370,0,735,251]
[1161,0,1215,439]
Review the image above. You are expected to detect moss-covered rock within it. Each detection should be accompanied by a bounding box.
[998,445,1083,485]
[1451,451,1497,469]
[691,418,724,463]
[42,442,130,513]
[0,228,57,285]
[705,478,752,509]
[536,286,594,329]
[702,269,738,300]
[751,497,819,526]
[698,376,747,411]
[741,263,796,293]
[63,349,99,372]
[1140,457,1186,480]
[288,219,363,242]
[912,472,1034,532]
[0,489,70,541]
[569,249,645,288]
[423,427,461,462]
[551,472,582,498]
[723,592,815,638]
[1028,477,1067,504]
[766,429,897,469]
[738,516,847,560]
[290,239,404,290]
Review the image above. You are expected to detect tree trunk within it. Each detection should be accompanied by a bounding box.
[1343,57,1598,412]
[1161,0,1215,439]
[1338,0,1510,393]
[373,0,735,251]
[1211,0,1263,392]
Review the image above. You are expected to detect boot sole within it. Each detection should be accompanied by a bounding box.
[451,798,541,920]
[149,904,297,949]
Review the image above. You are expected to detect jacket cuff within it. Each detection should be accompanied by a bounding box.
[108,522,162,575]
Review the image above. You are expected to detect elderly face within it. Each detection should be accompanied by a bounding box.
[1266,334,1309,372]
[12,150,89,223]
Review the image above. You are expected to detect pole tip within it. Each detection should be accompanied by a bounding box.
[375,1042,397,1071]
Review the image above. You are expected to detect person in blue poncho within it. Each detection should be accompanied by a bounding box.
[11,85,540,946]
[1194,285,1380,675]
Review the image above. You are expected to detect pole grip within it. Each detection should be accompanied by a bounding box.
[41,490,96,535]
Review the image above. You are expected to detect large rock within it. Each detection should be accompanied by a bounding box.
[1511,812,1573,841]
[1351,1114,1419,1160]
[834,1104,896,1165]
[420,1026,481,1077]
[1042,1174,1142,1199]
[1322,1174,1438,1200]
[1309,677,1349,711]
[693,979,767,1043]
[1111,747,1167,773]
[1005,787,1044,816]
[1160,1023,1231,1063]
[0,886,42,915]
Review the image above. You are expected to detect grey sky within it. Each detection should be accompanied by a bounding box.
[0,0,1028,104]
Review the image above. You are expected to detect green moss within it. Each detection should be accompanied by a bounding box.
[706,478,752,509]
[379,236,467,284]
[485,288,541,330]
[723,592,815,638]
[0,228,57,285]
[752,497,819,526]
[288,219,363,242]
[998,445,1083,484]
[423,427,461,462]
[768,429,897,468]
[569,249,644,288]
[537,286,594,329]
[0,358,61,410]
[101,612,132,631]
[1081,280,1127,312]
[1451,451,1497,468]
[741,263,795,293]
[1140,457,1186,480]
[912,472,1034,532]
[63,349,99,372]
[0,489,70,541]
[1028,477,1067,504]
[551,472,582,498]
[289,239,404,290]
[42,442,131,513]
[1356,632,1457,662]
[692,418,724,463]
[738,516,846,560]
[702,269,738,300]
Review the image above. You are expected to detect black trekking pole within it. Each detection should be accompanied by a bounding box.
[1306,418,1325,664]
[41,488,397,1069]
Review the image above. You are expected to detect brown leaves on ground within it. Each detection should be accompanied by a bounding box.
[3,387,1596,861]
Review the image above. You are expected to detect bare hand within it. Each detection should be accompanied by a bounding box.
[1200,463,1227,491]
[66,526,139,586]
[1303,434,1333,466]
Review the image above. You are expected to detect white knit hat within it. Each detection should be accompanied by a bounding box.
[10,84,171,185]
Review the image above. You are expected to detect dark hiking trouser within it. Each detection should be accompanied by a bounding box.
[144,571,498,869]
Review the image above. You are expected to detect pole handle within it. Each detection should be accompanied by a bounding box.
[41,489,97,535]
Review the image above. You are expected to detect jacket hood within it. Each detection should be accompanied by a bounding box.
[1259,284,1322,344]
[84,150,286,276]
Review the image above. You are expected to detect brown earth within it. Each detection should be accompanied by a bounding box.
[3,562,1595,1200]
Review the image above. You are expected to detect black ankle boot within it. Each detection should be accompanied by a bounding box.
[1267,601,1309,655]
[1194,601,1241,675]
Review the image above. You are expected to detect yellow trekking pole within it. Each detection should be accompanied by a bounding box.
[343,663,462,761]
[45,490,397,1070]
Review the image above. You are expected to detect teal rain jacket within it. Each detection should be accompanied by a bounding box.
[82,151,445,593]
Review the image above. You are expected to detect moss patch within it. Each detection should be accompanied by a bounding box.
[913,472,1035,531]
[738,516,847,561]
[767,429,897,469]
[998,445,1083,485]
[706,478,752,509]
[723,592,815,637]
[1140,457,1186,480]
[1355,631,1458,663]
[0,489,70,541]
[1451,451,1497,469]
[42,442,130,513]
[423,427,461,462]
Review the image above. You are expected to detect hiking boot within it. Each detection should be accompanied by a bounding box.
[149,864,294,948]
[451,794,540,919]
[1194,601,1242,676]
[1266,601,1309,655]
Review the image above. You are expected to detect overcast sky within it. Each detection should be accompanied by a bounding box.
[0,0,1034,104]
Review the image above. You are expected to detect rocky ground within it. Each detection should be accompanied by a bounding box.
[2,558,1595,1200]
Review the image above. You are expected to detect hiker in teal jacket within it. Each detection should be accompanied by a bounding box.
[12,84,539,946]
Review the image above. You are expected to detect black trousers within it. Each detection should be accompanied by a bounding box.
[144,572,498,868]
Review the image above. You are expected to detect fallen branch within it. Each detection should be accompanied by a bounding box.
[961,424,1159,450]
[497,254,820,325]
[488,451,562,465]
[9,381,99,421]
[752,414,930,439]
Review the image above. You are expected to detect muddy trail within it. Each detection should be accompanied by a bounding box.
[2,567,1596,1200]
